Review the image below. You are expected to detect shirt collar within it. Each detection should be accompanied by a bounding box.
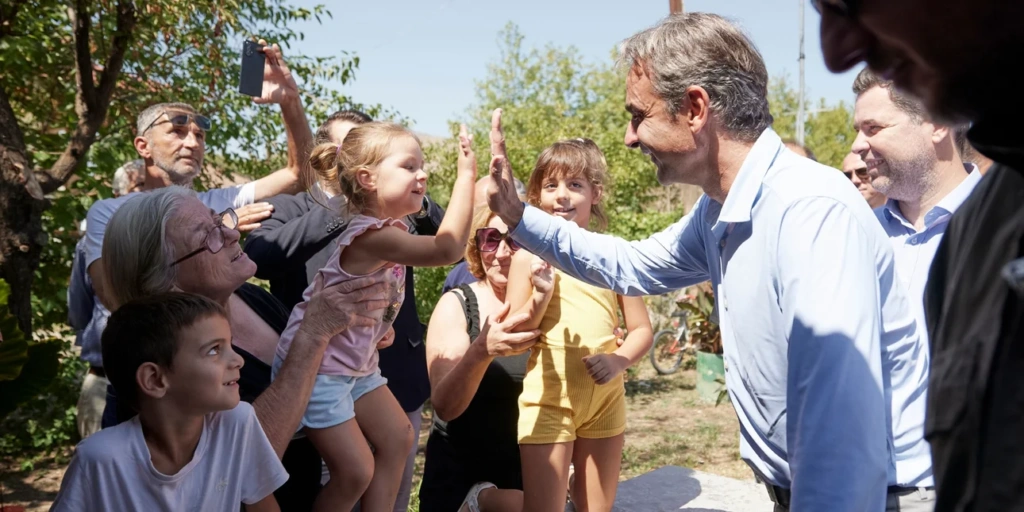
[717,128,781,225]
[881,163,983,228]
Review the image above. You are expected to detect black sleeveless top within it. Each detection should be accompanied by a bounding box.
[418,284,529,512]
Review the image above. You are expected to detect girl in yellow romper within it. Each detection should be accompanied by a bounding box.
[507,139,654,512]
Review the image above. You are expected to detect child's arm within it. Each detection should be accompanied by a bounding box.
[506,250,555,332]
[245,494,281,512]
[348,125,478,269]
[582,295,654,384]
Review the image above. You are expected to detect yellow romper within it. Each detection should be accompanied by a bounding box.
[517,269,627,444]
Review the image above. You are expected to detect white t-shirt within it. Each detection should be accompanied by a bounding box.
[83,183,256,268]
[50,402,286,512]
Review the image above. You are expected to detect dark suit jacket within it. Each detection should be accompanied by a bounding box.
[244,191,444,412]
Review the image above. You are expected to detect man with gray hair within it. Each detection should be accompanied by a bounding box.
[84,42,310,311]
[851,67,980,511]
[487,13,926,511]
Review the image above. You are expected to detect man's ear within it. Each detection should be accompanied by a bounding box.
[684,86,712,135]
[136,362,169,401]
[931,124,951,145]
[134,136,152,159]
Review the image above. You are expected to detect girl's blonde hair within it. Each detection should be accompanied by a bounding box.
[525,138,609,232]
[308,122,421,213]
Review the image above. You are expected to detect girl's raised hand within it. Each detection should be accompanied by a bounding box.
[457,124,477,180]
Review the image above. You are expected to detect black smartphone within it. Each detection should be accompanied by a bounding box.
[239,40,266,97]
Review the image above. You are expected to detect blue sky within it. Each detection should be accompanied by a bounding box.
[288,0,860,136]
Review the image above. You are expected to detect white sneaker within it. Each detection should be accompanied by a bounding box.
[459,481,497,512]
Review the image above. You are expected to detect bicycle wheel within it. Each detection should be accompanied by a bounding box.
[650,329,684,375]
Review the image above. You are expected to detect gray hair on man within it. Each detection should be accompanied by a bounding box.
[111,159,145,197]
[136,102,197,137]
[101,186,195,310]
[619,13,773,142]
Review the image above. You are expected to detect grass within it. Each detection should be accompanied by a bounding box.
[0,358,747,511]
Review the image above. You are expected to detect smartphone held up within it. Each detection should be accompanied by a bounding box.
[239,40,266,97]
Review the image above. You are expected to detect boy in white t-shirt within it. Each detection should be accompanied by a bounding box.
[51,293,288,512]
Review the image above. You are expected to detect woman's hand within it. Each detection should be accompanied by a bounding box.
[475,302,540,357]
[298,273,390,341]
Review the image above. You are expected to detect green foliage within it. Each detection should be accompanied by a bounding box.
[677,282,722,355]
[416,24,683,320]
[0,332,85,461]
[768,76,857,169]
[2,0,378,460]
[0,0,387,330]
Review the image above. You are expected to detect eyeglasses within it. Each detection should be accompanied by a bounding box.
[475,227,520,253]
[143,112,213,135]
[811,0,859,17]
[844,167,869,180]
[171,209,238,266]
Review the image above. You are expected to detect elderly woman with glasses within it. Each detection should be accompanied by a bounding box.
[417,206,542,512]
[99,186,391,510]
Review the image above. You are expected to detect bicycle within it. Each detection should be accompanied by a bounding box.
[649,310,690,375]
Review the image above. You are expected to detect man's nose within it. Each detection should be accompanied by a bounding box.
[818,10,872,73]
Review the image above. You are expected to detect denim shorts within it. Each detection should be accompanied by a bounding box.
[271,356,388,431]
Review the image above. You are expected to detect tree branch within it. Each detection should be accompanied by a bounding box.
[69,0,96,110]
[35,0,137,194]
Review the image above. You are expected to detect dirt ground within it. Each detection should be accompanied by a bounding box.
[0,361,748,511]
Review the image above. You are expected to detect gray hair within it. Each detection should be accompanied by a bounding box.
[136,102,197,136]
[101,186,195,310]
[620,13,773,142]
[111,159,145,197]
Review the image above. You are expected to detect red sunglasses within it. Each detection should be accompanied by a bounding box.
[475,227,520,253]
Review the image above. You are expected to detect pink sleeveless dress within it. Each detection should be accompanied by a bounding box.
[275,215,407,376]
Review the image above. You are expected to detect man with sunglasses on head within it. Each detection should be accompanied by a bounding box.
[83,42,312,312]
[816,1,1024,510]
[843,152,886,209]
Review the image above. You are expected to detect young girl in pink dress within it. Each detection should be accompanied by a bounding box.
[273,123,478,512]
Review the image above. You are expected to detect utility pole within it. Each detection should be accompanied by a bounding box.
[796,0,806,145]
[670,0,683,14]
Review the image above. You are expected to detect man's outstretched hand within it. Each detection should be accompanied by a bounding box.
[486,108,525,228]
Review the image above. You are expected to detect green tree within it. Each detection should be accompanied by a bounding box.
[0,0,385,460]
[0,0,385,334]
[416,24,684,320]
[768,76,856,168]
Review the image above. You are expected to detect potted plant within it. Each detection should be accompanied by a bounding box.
[676,281,725,404]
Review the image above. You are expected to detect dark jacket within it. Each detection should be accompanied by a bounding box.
[244,192,444,412]
[924,120,1024,512]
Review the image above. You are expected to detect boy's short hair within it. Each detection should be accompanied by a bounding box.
[101,292,228,412]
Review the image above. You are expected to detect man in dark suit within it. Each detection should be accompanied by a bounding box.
[243,110,445,512]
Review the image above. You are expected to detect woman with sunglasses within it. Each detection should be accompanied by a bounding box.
[419,206,542,512]
[99,186,391,511]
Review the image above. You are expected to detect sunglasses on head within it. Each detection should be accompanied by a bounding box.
[811,0,859,17]
[844,167,869,180]
[475,227,520,253]
[143,112,212,135]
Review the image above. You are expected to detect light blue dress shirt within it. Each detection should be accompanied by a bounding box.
[68,236,108,368]
[511,128,928,511]
[873,164,981,487]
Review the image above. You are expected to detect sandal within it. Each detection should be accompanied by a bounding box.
[459,481,497,512]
